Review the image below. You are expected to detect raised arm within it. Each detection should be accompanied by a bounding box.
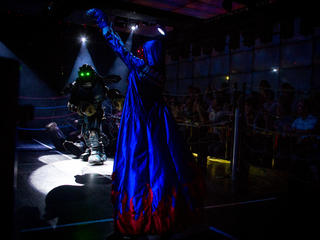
[87,8,144,70]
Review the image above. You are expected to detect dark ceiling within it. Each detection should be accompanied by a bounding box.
[3,0,318,91]
[6,0,272,37]
[123,0,246,19]
[5,0,316,42]
[6,0,247,19]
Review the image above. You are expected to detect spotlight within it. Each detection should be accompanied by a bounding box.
[131,25,138,31]
[80,37,87,44]
[226,76,230,81]
[157,27,165,36]
[272,67,278,73]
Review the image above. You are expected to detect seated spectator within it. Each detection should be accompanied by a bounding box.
[274,101,294,133]
[262,89,277,129]
[243,94,273,167]
[168,96,180,120]
[273,101,295,169]
[258,80,272,107]
[244,94,264,128]
[206,96,231,159]
[207,97,218,122]
[203,83,215,107]
[207,96,229,124]
[180,95,193,122]
[279,82,295,115]
[45,122,67,151]
[191,87,206,123]
[291,99,318,138]
[218,82,231,106]
[45,121,85,157]
[291,98,319,182]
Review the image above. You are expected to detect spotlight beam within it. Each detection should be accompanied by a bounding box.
[68,40,95,83]
[0,42,54,97]
[108,31,133,94]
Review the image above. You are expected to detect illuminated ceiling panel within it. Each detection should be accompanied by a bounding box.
[131,0,245,19]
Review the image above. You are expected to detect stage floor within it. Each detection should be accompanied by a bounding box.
[14,137,299,240]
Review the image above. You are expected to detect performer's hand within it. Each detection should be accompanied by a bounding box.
[86,8,108,29]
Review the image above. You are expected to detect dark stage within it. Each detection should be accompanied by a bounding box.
[14,137,295,240]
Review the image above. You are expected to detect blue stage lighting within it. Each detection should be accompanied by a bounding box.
[68,43,95,83]
[108,32,133,94]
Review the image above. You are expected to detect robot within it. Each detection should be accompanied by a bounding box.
[64,64,121,165]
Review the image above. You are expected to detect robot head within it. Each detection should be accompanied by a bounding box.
[76,64,96,86]
[78,64,95,78]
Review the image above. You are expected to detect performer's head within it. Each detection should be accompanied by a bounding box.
[138,40,164,68]
[137,45,145,61]
[76,64,97,86]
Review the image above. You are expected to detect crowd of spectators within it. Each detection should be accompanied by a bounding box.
[163,80,320,182]
[243,80,319,180]
[164,82,233,160]
[164,82,232,125]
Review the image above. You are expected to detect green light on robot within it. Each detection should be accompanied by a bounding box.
[86,72,90,76]
[80,72,85,77]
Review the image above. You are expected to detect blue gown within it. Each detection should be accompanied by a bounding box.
[102,26,205,235]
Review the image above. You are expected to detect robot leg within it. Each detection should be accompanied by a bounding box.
[80,134,91,161]
[99,132,109,162]
[88,130,104,165]
[79,120,91,161]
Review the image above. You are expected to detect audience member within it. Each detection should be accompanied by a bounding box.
[291,98,319,181]
[262,89,278,129]
[279,82,295,115]
[274,100,294,133]
[291,98,318,138]
[169,96,180,120]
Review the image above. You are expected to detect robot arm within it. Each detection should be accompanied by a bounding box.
[107,88,123,100]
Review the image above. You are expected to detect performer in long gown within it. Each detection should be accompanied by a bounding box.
[87,8,205,237]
